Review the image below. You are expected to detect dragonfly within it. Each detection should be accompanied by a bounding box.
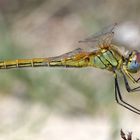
[1,23,140,115]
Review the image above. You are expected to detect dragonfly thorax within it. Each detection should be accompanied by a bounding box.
[125,50,140,73]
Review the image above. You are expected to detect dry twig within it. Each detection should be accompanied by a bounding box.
[121,129,132,140]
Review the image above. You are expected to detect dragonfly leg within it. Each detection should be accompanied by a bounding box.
[136,77,140,82]
[126,72,140,83]
[114,73,140,115]
[122,67,140,83]
[122,72,140,92]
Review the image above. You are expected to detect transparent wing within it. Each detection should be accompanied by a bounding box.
[50,48,87,61]
[60,48,84,58]
[79,23,117,48]
[48,47,95,67]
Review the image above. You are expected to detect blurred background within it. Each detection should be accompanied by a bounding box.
[0,0,140,139]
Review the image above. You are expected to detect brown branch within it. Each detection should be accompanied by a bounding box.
[121,129,132,140]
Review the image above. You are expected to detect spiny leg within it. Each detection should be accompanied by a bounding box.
[114,73,140,115]
[115,79,140,115]
[136,77,140,82]
[126,72,140,83]
[122,72,140,92]
[123,68,140,83]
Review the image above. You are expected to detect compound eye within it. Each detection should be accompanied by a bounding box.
[135,51,140,63]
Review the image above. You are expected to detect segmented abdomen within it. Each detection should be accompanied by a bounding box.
[0,53,90,69]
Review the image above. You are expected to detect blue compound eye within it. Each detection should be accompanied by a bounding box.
[127,51,140,73]
[129,60,139,69]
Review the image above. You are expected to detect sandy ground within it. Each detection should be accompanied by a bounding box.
[0,95,139,140]
[0,95,110,140]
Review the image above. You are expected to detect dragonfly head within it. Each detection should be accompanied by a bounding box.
[125,50,140,73]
